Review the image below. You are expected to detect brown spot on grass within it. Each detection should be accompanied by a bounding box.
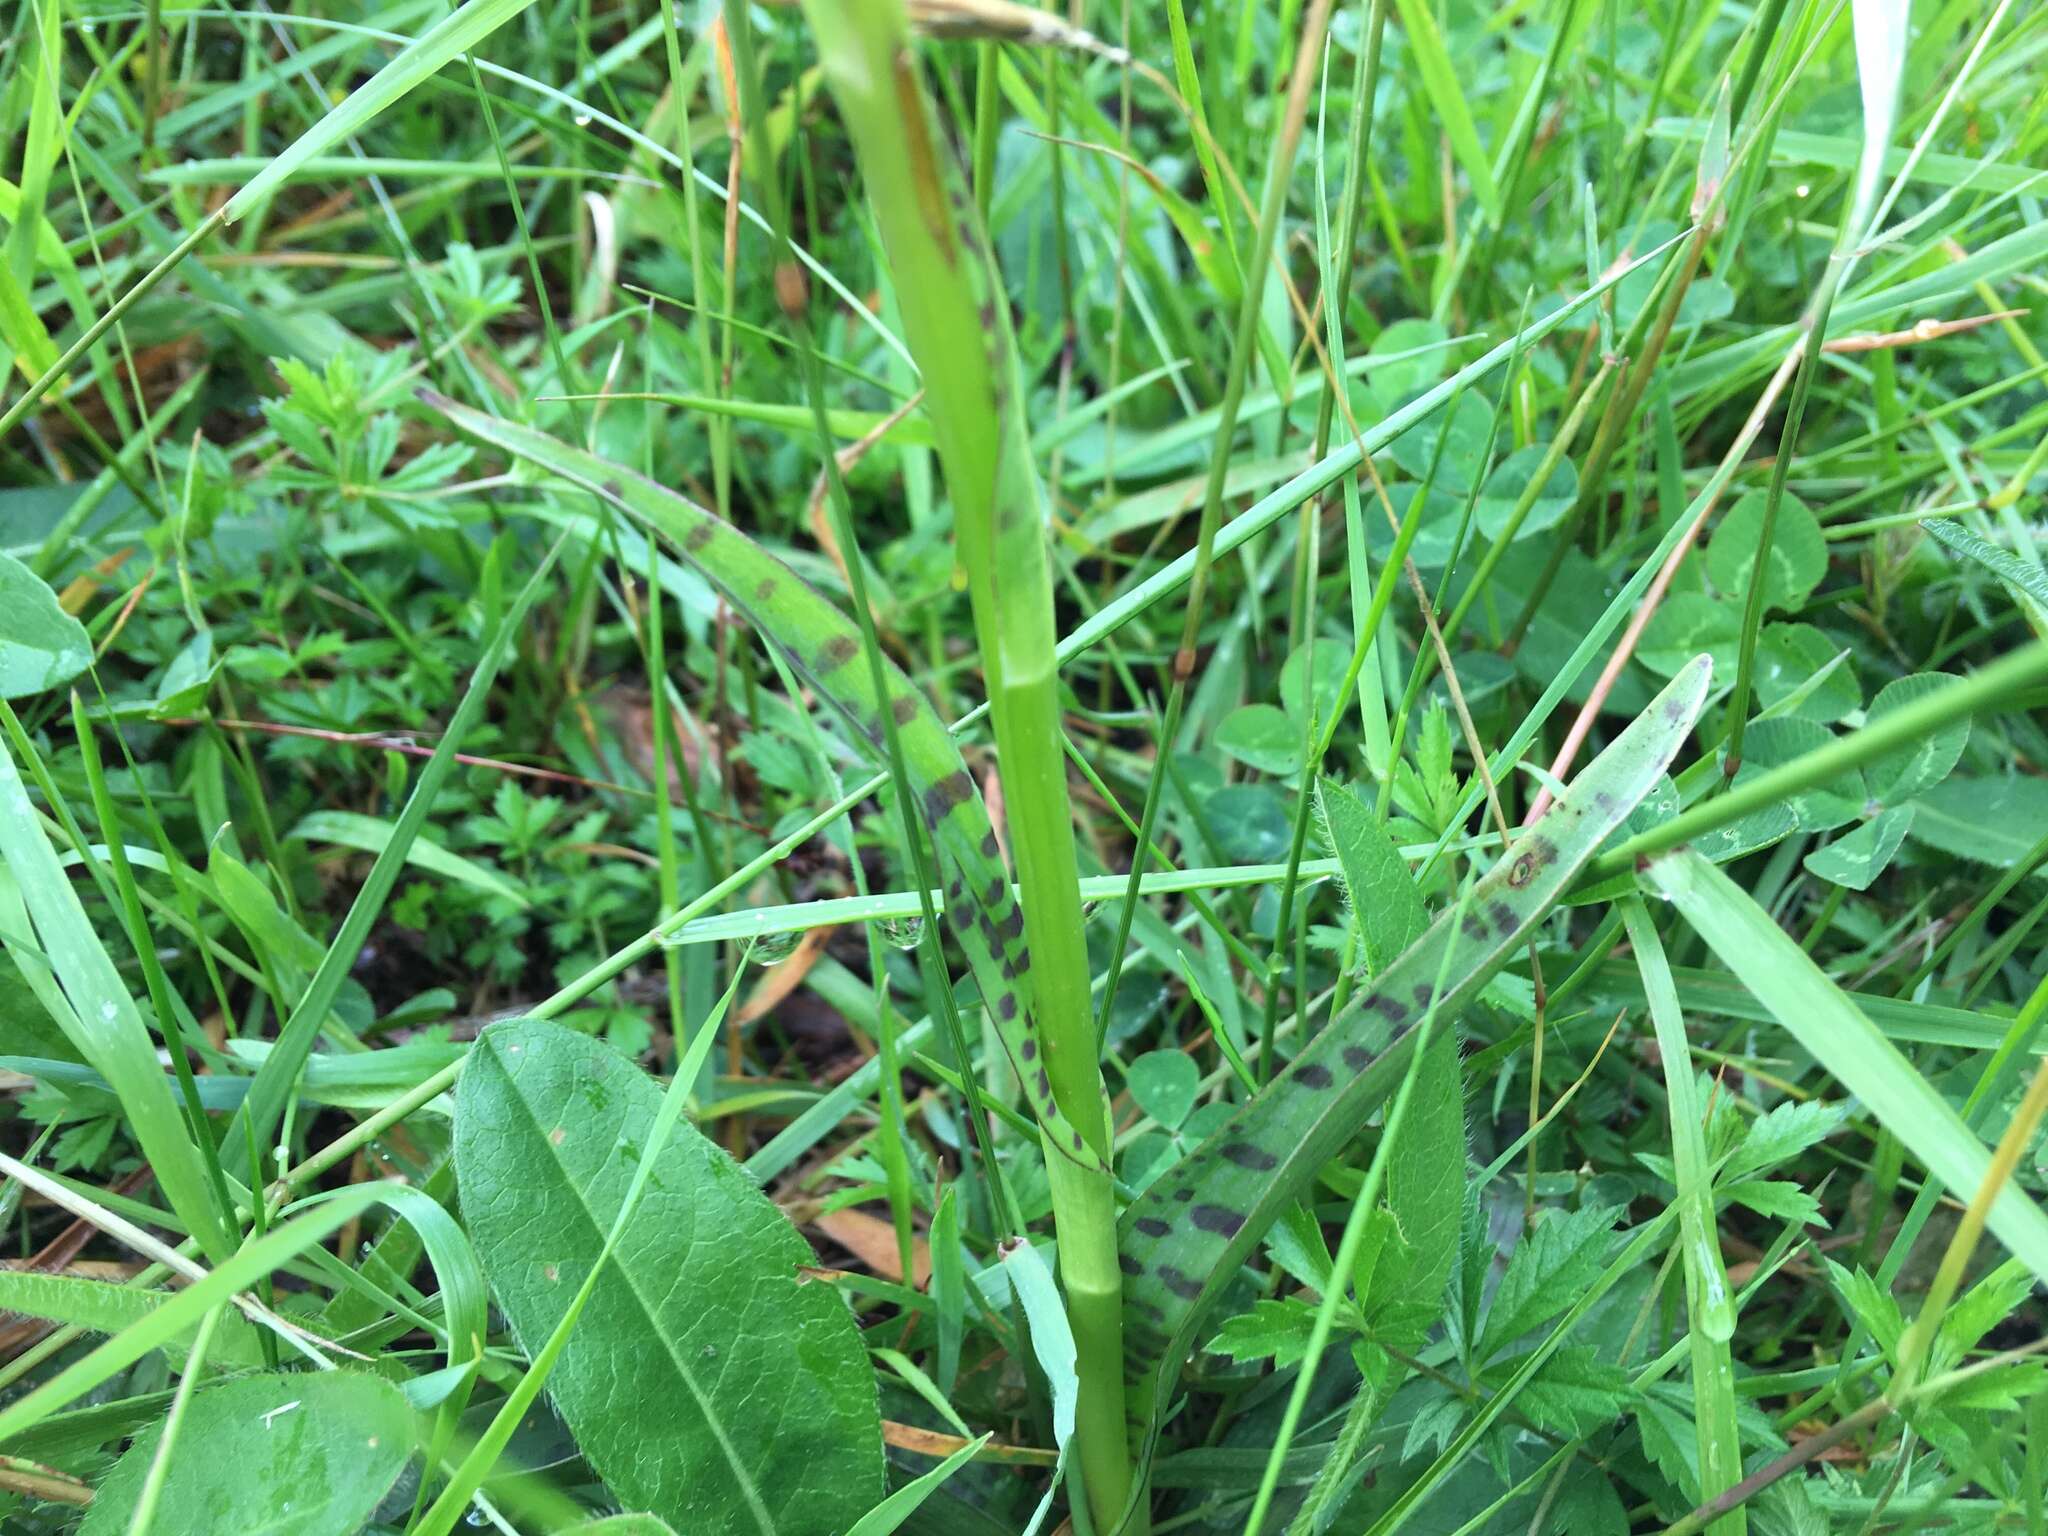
[1297,1062,1334,1090]
[1158,1266,1202,1300]
[816,634,859,671]
[1191,1205,1244,1237]
[1133,1216,1170,1239]
[1221,1142,1277,1171]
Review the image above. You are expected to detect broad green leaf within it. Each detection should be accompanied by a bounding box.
[1214,703,1301,776]
[427,395,1104,1173]
[1804,806,1913,891]
[0,749,234,1263]
[1118,656,1711,1447]
[455,1018,883,1535]
[1640,592,1740,678]
[1706,491,1827,614]
[0,1188,382,1442]
[1126,1050,1200,1131]
[1316,777,1429,976]
[80,1371,414,1536]
[290,809,530,906]
[1906,777,2048,871]
[1474,443,1576,543]
[1862,673,1968,805]
[1729,718,1865,833]
[1646,849,2048,1285]
[1280,637,1349,734]
[0,551,90,698]
[1755,623,1859,723]
[560,1519,680,1536]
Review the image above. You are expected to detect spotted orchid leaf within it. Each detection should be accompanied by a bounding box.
[1115,655,1712,1461]
[424,393,1106,1174]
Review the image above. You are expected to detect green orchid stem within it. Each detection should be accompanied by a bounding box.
[793,5,1134,1528]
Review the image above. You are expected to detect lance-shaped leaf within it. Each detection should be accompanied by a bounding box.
[424,394,1104,1172]
[1115,657,1711,1450]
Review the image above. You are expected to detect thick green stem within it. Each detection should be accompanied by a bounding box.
[796,5,1134,1527]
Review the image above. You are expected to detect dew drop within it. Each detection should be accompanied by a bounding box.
[750,929,800,966]
[880,914,924,951]
[572,113,593,127]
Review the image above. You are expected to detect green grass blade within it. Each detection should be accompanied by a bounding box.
[222,0,538,222]
[1116,656,1711,1463]
[423,392,1104,1175]
[0,1188,380,1444]
[1623,897,1744,1536]
[227,536,563,1181]
[1644,847,2048,1284]
[0,728,235,1265]
[1388,0,1502,221]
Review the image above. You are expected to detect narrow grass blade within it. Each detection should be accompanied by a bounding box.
[227,536,561,1179]
[1644,848,2048,1284]
[223,0,539,222]
[1624,898,1744,1536]
[0,1189,381,1444]
[0,737,235,1264]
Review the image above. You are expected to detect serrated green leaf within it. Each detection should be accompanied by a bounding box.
[79,1372,414,1536]
[455,1018,884,1535]
[1478,1203,1625,1360]
[1209,1297,1319,1367]
[1724,1100,1850,1183]
[1316,777,1429,976]
[1825,1259,1905,1362]
[1479,1344,1631,1438]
